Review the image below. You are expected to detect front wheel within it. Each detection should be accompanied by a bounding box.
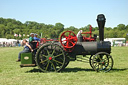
[89,55,94,70]
[92,52,114,72]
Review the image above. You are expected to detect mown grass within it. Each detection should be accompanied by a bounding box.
[0,47,128,85]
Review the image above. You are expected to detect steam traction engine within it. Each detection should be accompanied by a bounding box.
[20,14,114,72]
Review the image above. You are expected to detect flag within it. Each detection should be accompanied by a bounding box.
[14,33,18,37]
[19,34,21,37]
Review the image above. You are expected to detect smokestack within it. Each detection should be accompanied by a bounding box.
[96,14,106,41]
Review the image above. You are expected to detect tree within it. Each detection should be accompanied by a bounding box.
[53,23,64,37]
[6,34,14,39]
[126,25,128,30]
[117,24,125,30]
[0,24,6,37]
[0,17,128,40]
[105,27,112,31]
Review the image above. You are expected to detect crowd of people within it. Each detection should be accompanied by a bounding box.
[0,40,21,47]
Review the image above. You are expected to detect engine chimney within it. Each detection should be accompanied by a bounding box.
[96,14,106,41]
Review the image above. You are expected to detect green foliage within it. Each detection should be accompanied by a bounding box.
[117,24,126,30]
[0,17,128,40]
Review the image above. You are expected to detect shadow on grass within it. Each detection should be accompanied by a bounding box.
[62,68,94,72]
[25,68,42,73]
[25,68,94,73]
[111,68,128,72]
[25,67,128,73]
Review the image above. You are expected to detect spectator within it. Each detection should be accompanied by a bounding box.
[17,40,19,46]
[3,42,5,47]
[16,39,33,62]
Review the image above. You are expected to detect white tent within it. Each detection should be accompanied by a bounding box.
[0,38,7,43]
[104,38,126,46]
[0,38,17,44]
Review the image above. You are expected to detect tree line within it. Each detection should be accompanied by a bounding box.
[0,17,128,40]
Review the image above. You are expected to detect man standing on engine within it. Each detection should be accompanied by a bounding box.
[34,34,40,41]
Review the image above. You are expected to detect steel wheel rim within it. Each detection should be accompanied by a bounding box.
[36,43,65,72]
[92,52,113,72]
[89,55,94,70]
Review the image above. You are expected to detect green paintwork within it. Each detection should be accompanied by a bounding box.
[21,53,33,64]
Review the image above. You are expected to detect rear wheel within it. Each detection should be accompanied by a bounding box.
[36,43,66,72]
[63,55,70,68]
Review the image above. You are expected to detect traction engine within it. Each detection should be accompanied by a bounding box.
[20,14,113,72]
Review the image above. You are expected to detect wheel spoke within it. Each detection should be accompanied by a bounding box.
[45,61,50,71]
[51,62,57,71]
[93,62,99,69]
[58,57,63,61]
[51,46,56,55]
[93,61,97,63]
[104,59,108,63]
[104,56,109,62]
[62,39,68,42]
[70,37,76,40]
[54,53,63,58]
[42,54,47,58]
[98,55,102,61]
[103,56,108,61]
[66,41,69,47]
[53,60,63,64]
[97,64,100,70]
[70,41,75,46]
[100,64,103,70]
[63,34,67,38]
[40,59,47,63]
[46,49,50,55]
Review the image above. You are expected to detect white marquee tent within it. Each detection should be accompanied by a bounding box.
[0,38,17,43]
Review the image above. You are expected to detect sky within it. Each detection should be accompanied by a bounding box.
[0,0,128,28]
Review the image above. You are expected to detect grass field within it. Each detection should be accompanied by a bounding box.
[0,47,128,85]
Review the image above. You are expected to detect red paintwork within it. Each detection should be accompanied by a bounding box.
[49,57,52,60]
[59,25,96,52]
[81,25,96,41]
[59,31,77,52]
[40,38,58,44]
[36,42,39,48]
